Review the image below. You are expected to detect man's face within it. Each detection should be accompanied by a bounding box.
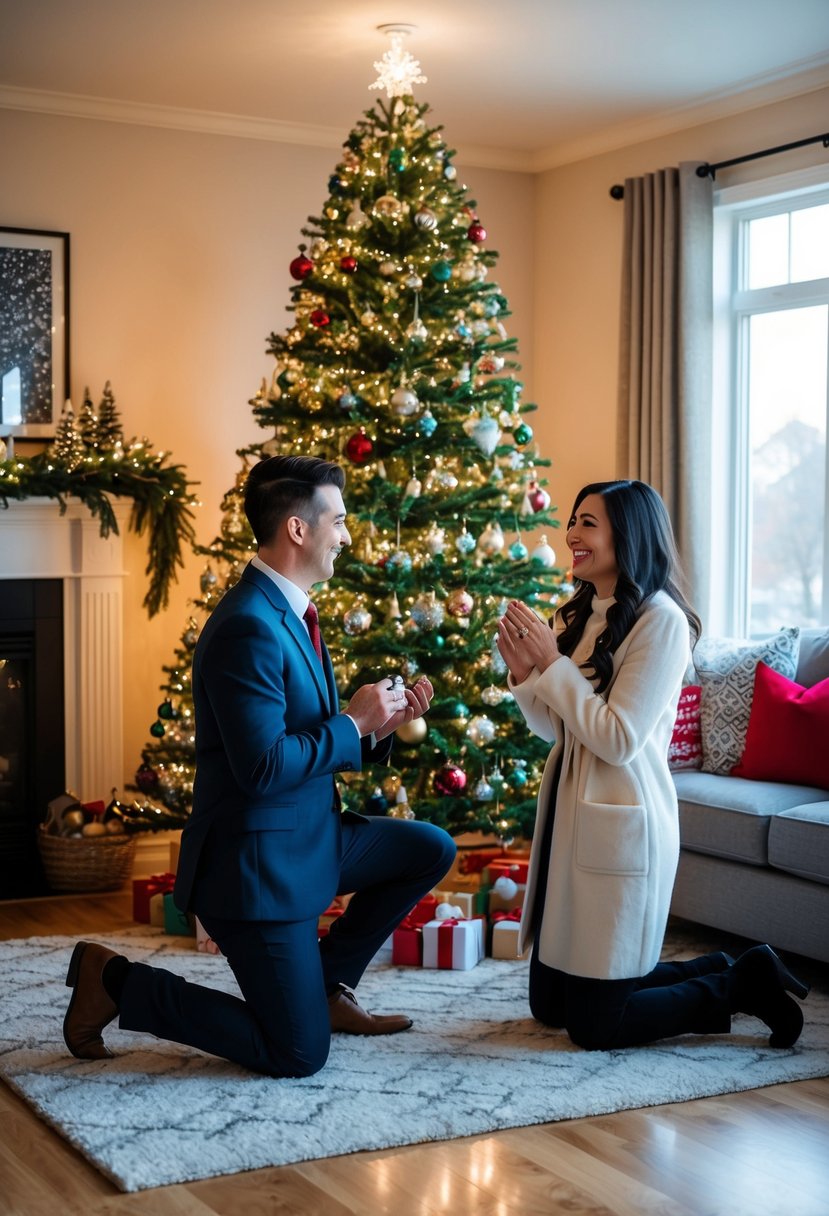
[301,484,351,587]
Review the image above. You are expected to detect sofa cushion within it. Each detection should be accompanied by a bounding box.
[795,628,829,687]
[672,770,829,866]
[768,803,829,885]
[695,628,800,775]
[668,684,702,771]
[732,662,829,788]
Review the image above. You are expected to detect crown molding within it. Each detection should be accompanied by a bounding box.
[2,55,828,178]
[531,58,829,173]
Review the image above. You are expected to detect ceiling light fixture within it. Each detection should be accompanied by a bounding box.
[369,23,427,98]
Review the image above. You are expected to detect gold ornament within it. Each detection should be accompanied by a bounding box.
[396,717,427,744]
[382,773,402,800]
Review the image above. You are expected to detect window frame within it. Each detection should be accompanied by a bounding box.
[711,165,829,637]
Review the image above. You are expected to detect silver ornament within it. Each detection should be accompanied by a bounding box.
[425,524,445,555]
[481,684,505,707]
[469,412,501,457]
[477,521,505,555]
[391,386,419,415]
[473,777,495,801]
[531,536,557,568]
[343,602,372,635]
[411,592,445,630]
[466,714,496,745]
[414,207,438,230]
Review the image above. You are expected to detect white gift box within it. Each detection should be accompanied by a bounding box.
[422,917,484,970]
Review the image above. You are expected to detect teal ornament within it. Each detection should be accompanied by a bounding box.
[507,764,528,789]
[456,322,472,339]
[509,539,528,560]
[419,409,438,437]
[484,298,501,317]
[444,163,457,180]
[157,699,175,721]
[431,260,452,283]
[149,720,165,739]
[366,787,388,815]
[488,766,507,790]
[455,529,477,555]
[435,634,445,648]
[452,701,470,720]
[337,390,358,410]
[388,147,407,171]
[513,421,533,446]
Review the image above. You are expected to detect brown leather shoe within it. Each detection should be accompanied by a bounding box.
[63,941,121,1059]
[327,983,412,1035]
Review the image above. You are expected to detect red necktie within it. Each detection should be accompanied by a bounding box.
[303,600,323,661]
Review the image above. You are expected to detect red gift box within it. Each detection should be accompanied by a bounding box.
[485,858,530,884]
[408,893,438,926]
[132,871,176,923]
[318,903,345,938]
[392,915,423,965]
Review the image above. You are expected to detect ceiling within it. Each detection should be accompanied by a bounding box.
[1,0,828,169]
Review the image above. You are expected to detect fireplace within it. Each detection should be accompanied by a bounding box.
[0,580,65,895]
[0,499,128,897]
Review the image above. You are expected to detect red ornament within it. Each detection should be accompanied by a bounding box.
[289,252,313,280]
[310,309,330,328]
[345,428,373,464]
[433,762,467,796]
[467,220,487,243]
[135,762,158,794]
[340,255,358,274]
[528,482,551,512]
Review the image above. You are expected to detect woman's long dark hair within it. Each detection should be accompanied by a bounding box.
[556,480,701,694]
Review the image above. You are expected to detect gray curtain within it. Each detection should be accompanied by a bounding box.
[617,162,713,620]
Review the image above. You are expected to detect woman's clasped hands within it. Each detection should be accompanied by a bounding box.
[497,600,560,683]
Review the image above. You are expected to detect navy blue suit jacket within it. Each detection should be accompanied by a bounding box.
[174,562,390,922]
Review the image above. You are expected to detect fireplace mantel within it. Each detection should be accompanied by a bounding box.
[0,497,129,802]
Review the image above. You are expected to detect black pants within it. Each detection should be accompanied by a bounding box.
[529,745,731,1049]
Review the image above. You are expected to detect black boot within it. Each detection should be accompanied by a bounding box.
[729,944,809,1048]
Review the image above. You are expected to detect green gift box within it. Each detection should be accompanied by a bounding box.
[163,892,195,936]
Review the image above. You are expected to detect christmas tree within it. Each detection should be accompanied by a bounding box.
[135,39,569,842]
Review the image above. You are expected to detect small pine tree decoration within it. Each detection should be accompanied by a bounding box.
[136,75,570,843]
[48,400,87,471]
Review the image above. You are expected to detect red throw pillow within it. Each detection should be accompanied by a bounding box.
[732,661,829,787]
[668,684,702,771]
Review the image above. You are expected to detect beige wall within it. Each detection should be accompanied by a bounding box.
[533,84,829,526]
[0,107,536,796]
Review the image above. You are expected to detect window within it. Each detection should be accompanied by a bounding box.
[712,170,829,638]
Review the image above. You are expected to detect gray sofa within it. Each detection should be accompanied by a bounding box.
[670,628,829,964]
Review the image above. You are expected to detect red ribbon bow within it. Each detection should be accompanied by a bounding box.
[492,908,522,923]
[146,871,176,896]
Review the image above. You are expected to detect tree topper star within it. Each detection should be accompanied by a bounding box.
[369,29,427,98]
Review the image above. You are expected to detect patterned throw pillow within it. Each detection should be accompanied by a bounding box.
[668,684,702,771]
[695,628,800,775]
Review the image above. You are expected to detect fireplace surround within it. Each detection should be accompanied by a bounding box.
[0,498,128,893]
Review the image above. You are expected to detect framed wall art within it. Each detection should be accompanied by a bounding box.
[0,227,70,438]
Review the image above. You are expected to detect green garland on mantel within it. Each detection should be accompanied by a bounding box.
[0,385,198,617]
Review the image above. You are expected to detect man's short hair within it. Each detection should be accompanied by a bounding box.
[244,455,345,545]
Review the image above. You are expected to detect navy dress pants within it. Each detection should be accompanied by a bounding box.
[118,817,455,1076]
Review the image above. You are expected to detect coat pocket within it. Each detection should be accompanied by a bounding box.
[575,800,649,876]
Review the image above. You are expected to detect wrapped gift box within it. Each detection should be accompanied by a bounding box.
[488,883,526,916]
[163,892,195,936]
[433,890,476,918]
[491,912,528,959]
[408,893,438,926]
[132,871,176,923]
[318,903,345,938]
[392,918,423,965]
[484,857,530,885]
[148,891,167,928]
[422,917,484,970]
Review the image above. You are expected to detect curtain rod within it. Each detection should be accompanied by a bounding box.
[609,131,829,199]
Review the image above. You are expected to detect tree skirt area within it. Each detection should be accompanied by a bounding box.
[1,926,827,1192]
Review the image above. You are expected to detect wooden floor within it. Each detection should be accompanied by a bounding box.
[1,894,827,1216]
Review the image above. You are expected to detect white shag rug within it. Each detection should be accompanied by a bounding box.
[1,927,827,1192]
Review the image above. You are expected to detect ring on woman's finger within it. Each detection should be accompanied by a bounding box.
[517,626,529,639]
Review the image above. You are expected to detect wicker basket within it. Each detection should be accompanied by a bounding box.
[37,827,137,893]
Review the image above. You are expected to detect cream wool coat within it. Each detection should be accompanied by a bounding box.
[512,590,691,979]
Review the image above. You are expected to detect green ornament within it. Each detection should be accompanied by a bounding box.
[150,720,165,739]
[513,422,533,446]
[388,147,407,171]
[157,699,175,720]
[435,634,445,648]
[431,260,452,283]
[453,701,470,720]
